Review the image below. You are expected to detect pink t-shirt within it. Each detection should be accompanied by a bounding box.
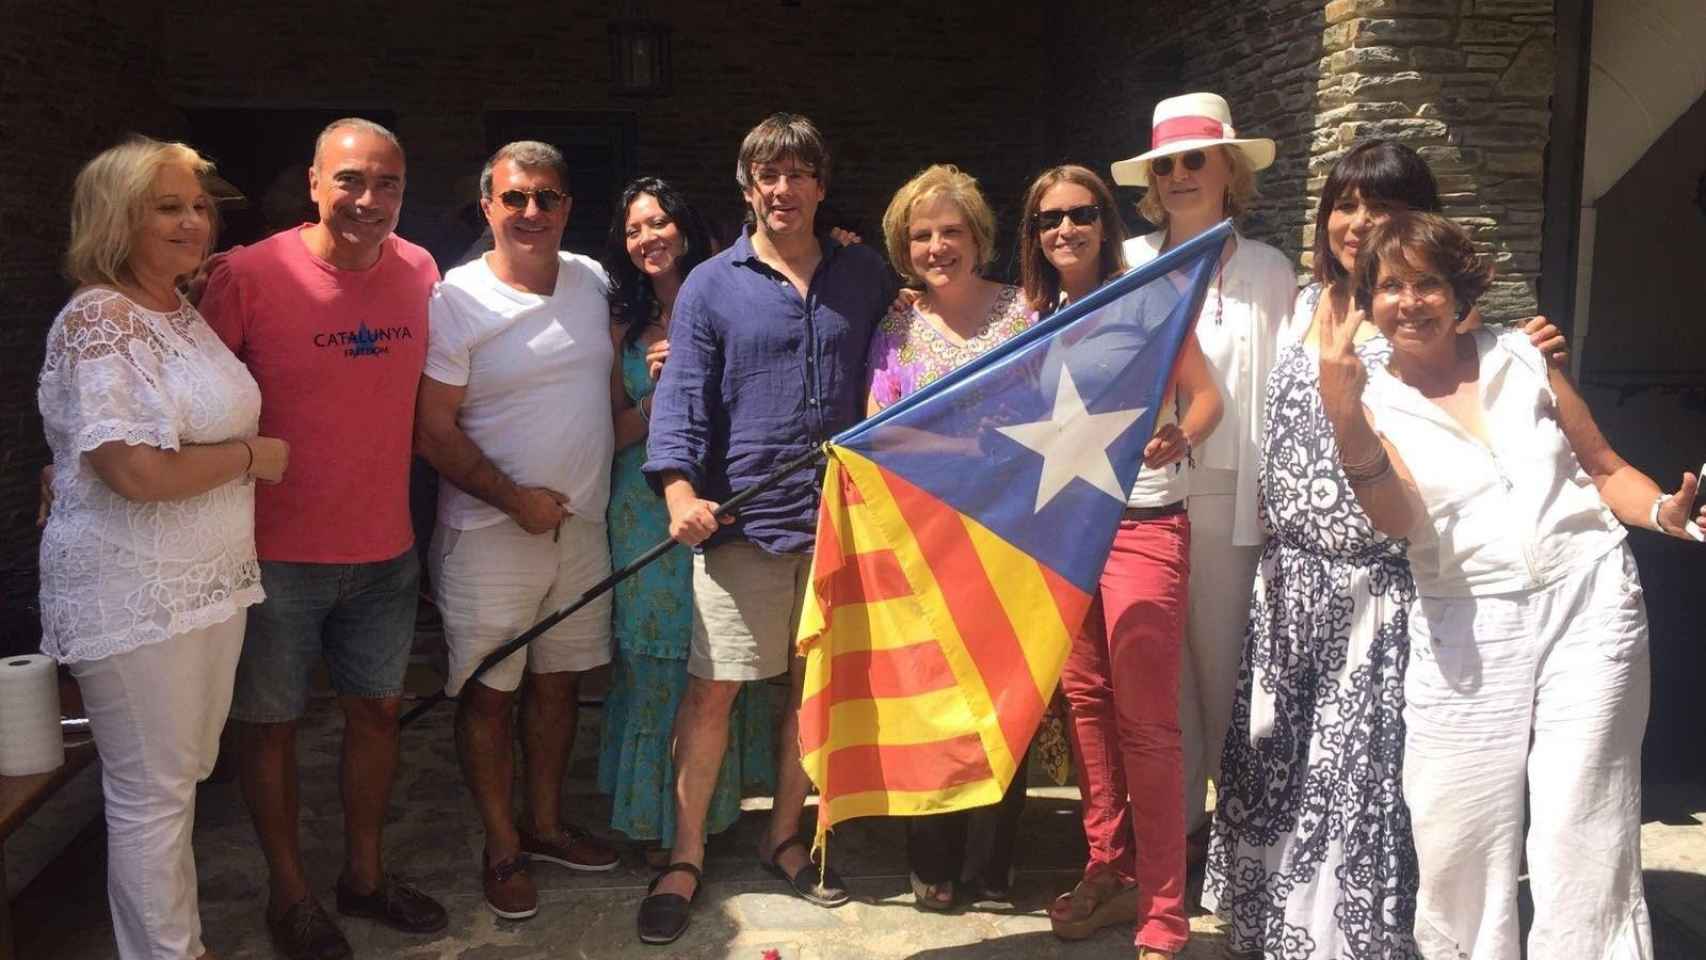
[200,225,437,563]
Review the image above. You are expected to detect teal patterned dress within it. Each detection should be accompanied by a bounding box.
[599,340,776,845]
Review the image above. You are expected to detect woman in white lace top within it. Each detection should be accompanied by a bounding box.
[37,136,288,960]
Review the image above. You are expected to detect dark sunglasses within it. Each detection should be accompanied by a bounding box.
[1150,150,1208,178]
[1032,204,1102,232]
[495,188,567,213]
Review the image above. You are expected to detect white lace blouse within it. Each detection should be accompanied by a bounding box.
[37,288,264,663]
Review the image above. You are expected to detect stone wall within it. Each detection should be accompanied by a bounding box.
[0,2,184,652]
[1048,0,1330,253]
[162,2,1050,257]
[0,0,1567,653]
[1313,0,1554,320]
[1051,0,1555,324]
[1,0,1054,652]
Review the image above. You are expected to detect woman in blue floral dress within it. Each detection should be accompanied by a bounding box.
[1201,142,1433,958]
[600,178,774,857]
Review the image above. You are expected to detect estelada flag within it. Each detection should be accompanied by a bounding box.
[797,221,1233,857]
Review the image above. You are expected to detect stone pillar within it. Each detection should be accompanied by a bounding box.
[1312,0,1554,321]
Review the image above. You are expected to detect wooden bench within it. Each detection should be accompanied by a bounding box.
[0,678,96,960]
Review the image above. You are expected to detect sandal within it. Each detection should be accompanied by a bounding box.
[1050,872,1138,940]
[909,872,955,912]
[636,862,701,945]
[761,835,850,908]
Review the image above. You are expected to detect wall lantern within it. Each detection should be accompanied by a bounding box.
[609,19,671,96]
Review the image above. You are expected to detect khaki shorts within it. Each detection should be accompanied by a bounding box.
[431,516,612,696]
[689,541,811,681]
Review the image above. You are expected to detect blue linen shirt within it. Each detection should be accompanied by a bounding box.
[643,228,896,554]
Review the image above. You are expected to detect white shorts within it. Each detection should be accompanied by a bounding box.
[431,516,613,696]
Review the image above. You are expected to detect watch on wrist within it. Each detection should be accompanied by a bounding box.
[1650,493,1670,535]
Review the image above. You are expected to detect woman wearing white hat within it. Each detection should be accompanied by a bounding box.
[1112,92,1301,858]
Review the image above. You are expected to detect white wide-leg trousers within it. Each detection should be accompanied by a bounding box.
[1183,488,1263,834]
[70,614,245,960]
[1403,544,1652,960]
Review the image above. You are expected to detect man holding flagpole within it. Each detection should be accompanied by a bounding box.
[637,113,895,945]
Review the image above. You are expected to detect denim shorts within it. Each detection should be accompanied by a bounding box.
[229,547,420,723]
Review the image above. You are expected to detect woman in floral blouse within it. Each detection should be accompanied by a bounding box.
[864,164,1035,909]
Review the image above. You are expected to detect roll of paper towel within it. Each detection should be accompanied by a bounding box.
[0,654,65,776]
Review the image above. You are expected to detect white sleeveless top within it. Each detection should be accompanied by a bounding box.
[1363,327,1625,597]
[37,289,264,662]
[1127,399,1189,507]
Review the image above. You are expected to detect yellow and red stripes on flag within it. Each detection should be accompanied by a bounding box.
[797,445,1093,856]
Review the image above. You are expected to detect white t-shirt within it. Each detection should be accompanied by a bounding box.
[1124,231,1301,545]
[425,251,615,530]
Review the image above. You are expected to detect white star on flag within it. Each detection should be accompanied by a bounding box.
[996,365,1144,514]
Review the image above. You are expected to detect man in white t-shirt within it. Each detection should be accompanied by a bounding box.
[413,141,619,923]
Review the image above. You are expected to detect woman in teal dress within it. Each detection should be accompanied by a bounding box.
[601,178,774,858]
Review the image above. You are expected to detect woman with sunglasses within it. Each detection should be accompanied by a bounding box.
[1018,164,1223,960]
[599,177,776,865]
[1109,95,1301,874]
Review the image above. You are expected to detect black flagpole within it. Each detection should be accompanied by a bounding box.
[399,445,826,729]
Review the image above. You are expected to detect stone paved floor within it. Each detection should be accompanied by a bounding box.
[15,697,1706,959]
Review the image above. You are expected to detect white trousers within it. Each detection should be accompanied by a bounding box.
[1404,544,1652,960]
[1183,490,1262,833]
[69,615,245,960]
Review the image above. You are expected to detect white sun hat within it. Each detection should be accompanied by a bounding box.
[1110,92,1276,188]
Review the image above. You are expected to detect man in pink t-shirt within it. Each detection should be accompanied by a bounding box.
[199,118,447,960]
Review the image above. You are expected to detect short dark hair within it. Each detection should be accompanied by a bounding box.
[1353,211,1493,319]
[1313,140,1442,287]
[1017,165,1128,314]
[481,141,569,199]
[735,113,831,192]
[604,177,716,350]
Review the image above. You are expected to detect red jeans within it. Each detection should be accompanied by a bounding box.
[1061,513,1189,952]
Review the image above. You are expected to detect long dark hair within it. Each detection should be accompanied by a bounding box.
[604,176,714,349]
[1312,140,1441,287]
[1017,165,1128,314]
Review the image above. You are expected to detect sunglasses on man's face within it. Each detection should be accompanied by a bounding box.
[1150,150,1208,179]
[495,188,567,213]
[1032,204,1102,232]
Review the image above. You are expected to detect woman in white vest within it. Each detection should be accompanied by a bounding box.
[1111,93,1300,850]
[1319,211,1701,958]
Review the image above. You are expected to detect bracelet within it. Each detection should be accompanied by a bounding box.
[239,439,254,478]
[1348,458,1394,487]
[1339,444,1387,476]
[1343,446,1392,486]
[1650,493,1670,535]
[637,396,651,423]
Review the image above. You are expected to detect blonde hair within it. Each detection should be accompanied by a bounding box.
[1136,145,1258,228]
[880,164,997,285]
[65,136,214,287]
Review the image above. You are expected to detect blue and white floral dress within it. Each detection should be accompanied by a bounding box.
[1202,285,1420,959]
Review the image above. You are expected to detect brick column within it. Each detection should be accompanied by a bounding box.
[1312,0,1554,321]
